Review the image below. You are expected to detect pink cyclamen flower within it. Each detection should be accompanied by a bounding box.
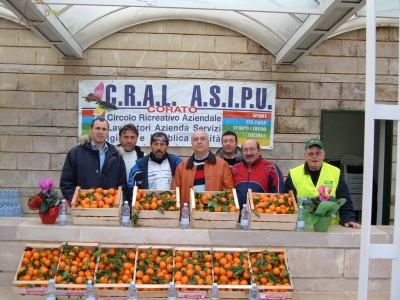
[318,185,326,195]
[39,178,54,195]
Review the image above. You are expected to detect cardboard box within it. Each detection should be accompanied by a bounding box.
[190,189,240,229]
[132,186,180,228]
[71,186,123,226]
[249,190,298,231]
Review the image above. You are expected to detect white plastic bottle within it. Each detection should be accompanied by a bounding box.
[180,203,190,230]
[249,283,258,300]
[46,279,56,300]
[167,281,176,300]
[86,280,96,300]
[240,204,249,231]
[211,282,219,300]
[296,206,305,232]
[59,199,68,226]
[121,201,131,227]
[128,282,138,300]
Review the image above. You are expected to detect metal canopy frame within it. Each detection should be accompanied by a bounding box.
[358,1,399,299]
[0,0,380,65]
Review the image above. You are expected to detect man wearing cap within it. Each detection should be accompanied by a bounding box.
[127,132,182,190]
[285,138,361,228]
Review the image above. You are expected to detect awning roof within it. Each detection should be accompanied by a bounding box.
[0,0,397,65]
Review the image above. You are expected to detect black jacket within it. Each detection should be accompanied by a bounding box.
[60,137,127,202]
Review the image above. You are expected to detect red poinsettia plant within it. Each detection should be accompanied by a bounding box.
[28,178,62,215]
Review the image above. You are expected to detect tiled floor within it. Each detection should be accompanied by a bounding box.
[0,286,391,300]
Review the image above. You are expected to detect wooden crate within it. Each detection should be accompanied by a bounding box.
[248,248,294,299]
[190,189,239,229]
[134,245,174,298]
[71,186,123,226]
[174,246,213,298]
[95,244,137,299]
[55,242,99,298]
[132,186,180,228]
[12,243,62,300]
[212,247,251,299]
[249,190,298,231]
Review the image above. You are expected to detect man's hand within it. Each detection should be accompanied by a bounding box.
[344,221,361,229]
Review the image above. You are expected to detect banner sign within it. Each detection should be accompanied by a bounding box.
[79,80,276,148]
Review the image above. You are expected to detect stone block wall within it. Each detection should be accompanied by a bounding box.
[0,18,398,214]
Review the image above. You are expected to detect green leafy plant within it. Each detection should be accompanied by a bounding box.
[308,185,346,224]
[28,178,62,214]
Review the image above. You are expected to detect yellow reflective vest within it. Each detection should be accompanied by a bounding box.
[289,162,340,198]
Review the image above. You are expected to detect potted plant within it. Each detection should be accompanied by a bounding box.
[28,178,63,224]
[308,185,346,232]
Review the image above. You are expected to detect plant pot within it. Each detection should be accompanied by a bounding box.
[28,194,44,210]
[38,206,60,224]
[313,216,332,232]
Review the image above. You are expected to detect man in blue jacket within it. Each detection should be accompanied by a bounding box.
[60,118,127,202]
[127,132,182,190]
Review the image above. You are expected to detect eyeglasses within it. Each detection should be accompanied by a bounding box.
[306,151,324,157]
[152,137,167,142]
[193,136,207,142]
[242,147,258,153]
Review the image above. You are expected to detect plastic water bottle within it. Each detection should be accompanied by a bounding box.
[128,282,138,300]
[167,282,176,300]
[296,206,305,232]
[249,283,258,300]
[211,282,219,300]
[46,279,56,300]
[240,204,249,231]
[86,280,96,299]
[181,203,190,229]
[59,199,68,226]
[121,201,131,227]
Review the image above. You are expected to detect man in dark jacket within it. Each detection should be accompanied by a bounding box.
[127,132,182,189]
[60,118,127,203]
[215,131,242,166]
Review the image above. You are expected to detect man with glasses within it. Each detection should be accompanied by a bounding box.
[172,130,234,207]
[285,138,361,228]
[215,131,243,166]
[231,139,285,210]
[127,132,182,190]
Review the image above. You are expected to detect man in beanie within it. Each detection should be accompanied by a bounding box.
[285,138,361,229]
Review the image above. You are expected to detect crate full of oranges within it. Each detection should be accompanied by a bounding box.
[190,189,240,229]
[12,243,62,299]
[249,248,294,298]
[94,244,137,298]
[248,190,298,231]
[71,186,123,226]
[132,186,180,228]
